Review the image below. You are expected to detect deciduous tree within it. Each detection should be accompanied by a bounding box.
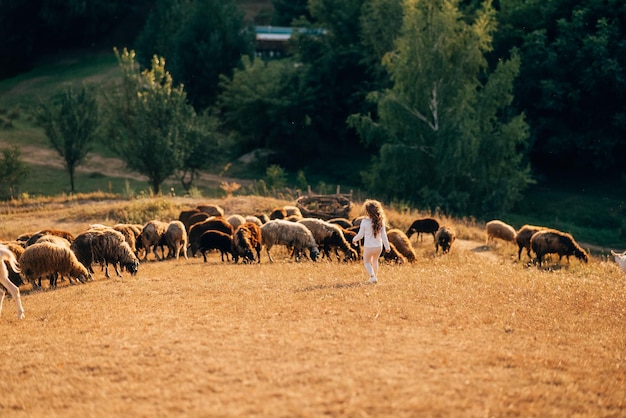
[349,0,532,215]
[34,84,100,193]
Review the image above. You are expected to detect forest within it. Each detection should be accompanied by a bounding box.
[0,0,625,216]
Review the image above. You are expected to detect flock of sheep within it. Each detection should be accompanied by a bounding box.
[0,202,618,321]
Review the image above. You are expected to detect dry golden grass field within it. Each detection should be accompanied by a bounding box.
[0,195,624,417]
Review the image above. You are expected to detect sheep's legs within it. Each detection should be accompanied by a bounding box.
[0,275,25,319]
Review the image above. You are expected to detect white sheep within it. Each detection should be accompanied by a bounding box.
[226,214,247,229]
[485,220,517,244]
[260,219,320,263]
[164,220,188,260]
[0,244,25,319]
[298,218,357,261]
[20,242,91,287]
[610,250,626,273]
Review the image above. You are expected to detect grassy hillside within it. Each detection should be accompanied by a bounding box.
[0,48,625,249]
[0,195,623,417]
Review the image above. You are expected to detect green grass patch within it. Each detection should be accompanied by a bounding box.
[0,49,119,111]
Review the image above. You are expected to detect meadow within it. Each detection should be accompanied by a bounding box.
[0,195,624,417]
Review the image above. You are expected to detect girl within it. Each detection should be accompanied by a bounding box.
[352,199,391,283]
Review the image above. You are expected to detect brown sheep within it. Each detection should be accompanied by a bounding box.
[113,223,143,256]
[197,204,224,217]
[530,229,588,267]
[185,212,211,232]
[140,220,169,261]
[188,218,234,257]
[515,225,547,260]
[25,229,74,247]
[328,218,352,230]
[382,242,408,264]
[386,229,417,262]
[71,228,140,279]
[485,220,517,244]
[435,226,456,254]
[198,230,233,262]
[178,208,201,229]
[269,207,287,220]
[406,217,439,241]
[20,242,91,288]
[232,222,262,264]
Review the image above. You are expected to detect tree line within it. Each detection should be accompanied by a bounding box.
[3,0,624,216]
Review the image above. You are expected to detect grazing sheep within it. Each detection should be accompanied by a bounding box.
[328,218,352,230]
[163,220,188,260]
[197,204,224,217]
[185,212,211,231]
[339,227,360,258]
[140,220,169,261]
[198,230,233,262]
[515,225,548,261]
[269,207,287,220]
[20,242,91,287]
[530,229,588,267]
[382,242,407,264]
[232,225,256,263]
[113,223,142,255]
[260,219,320,263]
[227,214,247,229]
[406,217,440,241]
[352,216,366,227]
[610,250,626,273]
[71,228,140,279]
[485,220,517,244]
[284,205,303,220]
[178,208,201,229]
[232,222,262,263]
[188,218,234,257]
[25,229,74,247]
[245,215,264,227]
[435,226,456,254]
[386,229,417,262]
[254,213,270,224]
[298,218,357,262]
[28,234,73,287]
[0,244,25,319]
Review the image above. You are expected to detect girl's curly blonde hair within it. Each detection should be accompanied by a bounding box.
[363,199,386,238]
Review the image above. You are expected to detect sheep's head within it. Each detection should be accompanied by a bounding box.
[309,247,320,262]
[575,248,589,263]
[125,260,140,275]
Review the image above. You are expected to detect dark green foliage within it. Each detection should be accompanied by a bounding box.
[495,0,626,178]
[134,0,254,109]
[105,49,221,195]
[271,0,310,25]
[0,0,148,79]
[0,146,28,200]
[350,0,532,215]
[34,84,100,193]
